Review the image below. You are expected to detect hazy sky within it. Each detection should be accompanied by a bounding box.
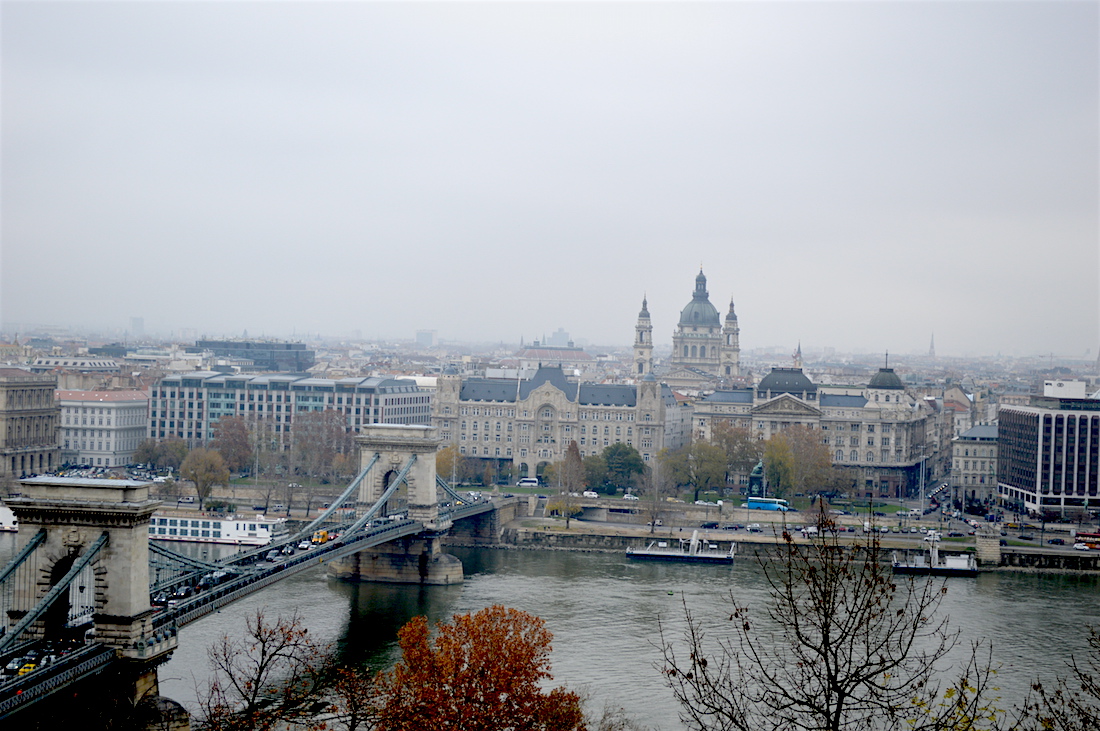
[2,1,1097,358]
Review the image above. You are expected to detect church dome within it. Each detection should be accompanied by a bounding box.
[678,270,720,327]
[757,367,817,396]
[868,368,905,390]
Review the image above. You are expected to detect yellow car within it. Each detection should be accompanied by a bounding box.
[17,662,36,676]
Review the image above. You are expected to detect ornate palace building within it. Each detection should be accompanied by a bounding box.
[432,365,690,480]
[692,366,933,498]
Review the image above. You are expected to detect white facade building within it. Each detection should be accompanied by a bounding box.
[57,390,149,467]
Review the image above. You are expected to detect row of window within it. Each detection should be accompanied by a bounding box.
[834,450,905,463]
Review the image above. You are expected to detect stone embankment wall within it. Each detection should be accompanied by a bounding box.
[494,525,1100,573]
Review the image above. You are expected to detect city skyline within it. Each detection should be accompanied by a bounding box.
[2,2,1097,358]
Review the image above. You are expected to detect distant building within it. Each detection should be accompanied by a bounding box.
[997,382,1100,517]
[187,339,315,373]
[514,343,594,373]
[149,372,430,449]
[416,330,438,348]
[432,365,690,479]
[950,425,998,512]
[57,390,149,467]
[0,368,60,477]
[693,366,932,498]
[30,357,120,374]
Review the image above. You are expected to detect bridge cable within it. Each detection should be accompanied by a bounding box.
[294,453,380,540]
[435,475,468,506]
[338,455,417,538]
[0,529,47,588]
[0,532,109,654]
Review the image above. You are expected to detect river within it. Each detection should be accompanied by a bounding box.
[1,533,1096,729]
[159,544,1099,730]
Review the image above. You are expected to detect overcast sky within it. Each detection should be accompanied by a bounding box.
[2,1,1097,358]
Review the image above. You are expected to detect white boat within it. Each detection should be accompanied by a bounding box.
[148,511,287,546]
[626,530,735,564]
[892,532,978,577]
[0,502,17,532]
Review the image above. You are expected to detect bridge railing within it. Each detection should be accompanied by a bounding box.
[0,644,116,719]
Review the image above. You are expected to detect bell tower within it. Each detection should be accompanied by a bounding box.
[634,296,653,377]
[720,298,740,378]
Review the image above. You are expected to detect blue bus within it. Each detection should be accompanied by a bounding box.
[745,497,790,512]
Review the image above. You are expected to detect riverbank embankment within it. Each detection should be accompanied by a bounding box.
[488,518,1100,574]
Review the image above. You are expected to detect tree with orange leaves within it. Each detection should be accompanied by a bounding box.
[373,605,586,731]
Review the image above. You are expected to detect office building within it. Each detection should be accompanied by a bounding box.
[998,381,1100,517]
[149,372,430,449]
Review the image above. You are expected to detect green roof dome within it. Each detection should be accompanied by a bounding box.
[868,368,905,390]
[678,270,720,327]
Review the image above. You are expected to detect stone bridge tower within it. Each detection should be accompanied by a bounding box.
[6,477,176,702]
[330,424,462,584]
[357,424,448,531]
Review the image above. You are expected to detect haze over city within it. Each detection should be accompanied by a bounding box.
[2,1,1097,357]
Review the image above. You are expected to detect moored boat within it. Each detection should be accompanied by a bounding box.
[626,530,735,564]
[148,511,287,546]
[892,532,977,577]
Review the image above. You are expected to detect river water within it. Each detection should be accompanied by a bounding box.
[1,533,1096,730]
[159,545,1099,730]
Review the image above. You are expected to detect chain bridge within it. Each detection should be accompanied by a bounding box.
[0,425,524,723]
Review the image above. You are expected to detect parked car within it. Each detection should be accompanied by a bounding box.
[1073,543,1091,551]
[1047,538,1066,545]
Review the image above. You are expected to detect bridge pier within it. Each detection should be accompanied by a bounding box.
[328,534,463,584]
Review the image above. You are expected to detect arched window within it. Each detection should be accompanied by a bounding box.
[836,450,843,461]
[683,346,689,357]
[691,345,697,357]
[850,450,858,461]
[867,452,874,462]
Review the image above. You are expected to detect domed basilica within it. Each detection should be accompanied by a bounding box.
[634,269,740,391]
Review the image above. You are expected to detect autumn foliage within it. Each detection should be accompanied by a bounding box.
[373,605,586,731]
[198,606,587,731]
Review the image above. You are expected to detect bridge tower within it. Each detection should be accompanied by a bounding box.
[329,424,463,585]
[6,477,177,701]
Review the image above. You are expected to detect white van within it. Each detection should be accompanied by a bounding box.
[582,491,599,498]
[516,478,539,487]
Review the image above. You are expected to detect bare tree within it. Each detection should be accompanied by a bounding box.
[660,529,1004,731]
[180,448,230,510]
[551,440,585,529]
[639,463,667,534]
[197,611,333,731]
[1020,627,1100,731]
